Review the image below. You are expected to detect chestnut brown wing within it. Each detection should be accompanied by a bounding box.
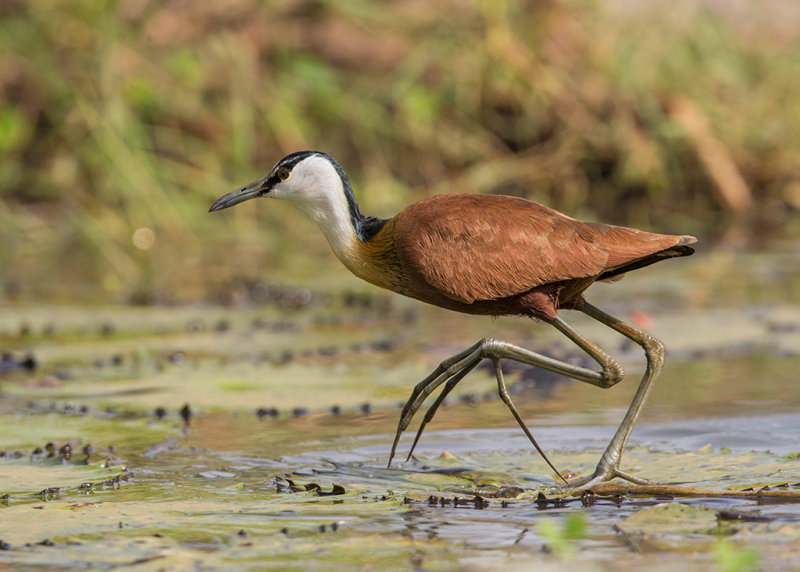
[394,194,686,304]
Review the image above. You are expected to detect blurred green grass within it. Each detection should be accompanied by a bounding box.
[0,0,798,302]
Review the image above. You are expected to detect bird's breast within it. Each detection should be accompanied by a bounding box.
[343,220,405,293]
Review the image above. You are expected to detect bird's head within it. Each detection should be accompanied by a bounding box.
[209,151,349,215]
[210,150,388,250]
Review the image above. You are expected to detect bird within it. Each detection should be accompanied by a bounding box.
[210,150,696,488]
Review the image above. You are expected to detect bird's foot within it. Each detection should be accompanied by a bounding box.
[565,463,648,490]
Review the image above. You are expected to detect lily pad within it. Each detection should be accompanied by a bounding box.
[615,502,723,536]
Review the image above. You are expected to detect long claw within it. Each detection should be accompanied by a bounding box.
[405,362,478,461]
[387,343,482,467]
[567,465,649,489]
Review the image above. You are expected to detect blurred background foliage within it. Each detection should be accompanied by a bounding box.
[0,0,798,303]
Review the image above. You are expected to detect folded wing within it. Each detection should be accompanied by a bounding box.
[395,194,694,304]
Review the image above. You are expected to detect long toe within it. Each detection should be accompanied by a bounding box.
[564,465,649,490]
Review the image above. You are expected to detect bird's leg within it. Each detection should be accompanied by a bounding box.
[565,301,666,488]
[492,359,568,484]
[389,307,663,487]
[389,333,624,475]
[402,357,568,484]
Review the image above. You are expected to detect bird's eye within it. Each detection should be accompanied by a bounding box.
[277,167,290,181]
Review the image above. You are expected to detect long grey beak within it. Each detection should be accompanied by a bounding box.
[209,177,268,212]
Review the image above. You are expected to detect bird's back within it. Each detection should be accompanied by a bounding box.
[389,194,694,319]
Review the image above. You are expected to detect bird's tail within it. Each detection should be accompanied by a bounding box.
[597,235,697,282]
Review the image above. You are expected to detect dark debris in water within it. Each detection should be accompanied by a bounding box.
[404,487,746,514]
[409,489,630,512]
[31,441,86,464]
[274,477,346,496]
[255,407,280,419]
[0,351,37,373]
[179,403,192,425]
[21,398,199,427]
[253,399,383,420]
[422,494,491,509]
[38,487,60,500]
[213,278,315,308]
[0,439,129,478]
[169,351,186,364]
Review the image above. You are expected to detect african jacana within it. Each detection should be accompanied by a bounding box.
[210,151,696,488]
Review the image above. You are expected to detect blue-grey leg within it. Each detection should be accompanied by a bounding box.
[566,301,665,488]
[402,357,568,484]
[389,301,663,488]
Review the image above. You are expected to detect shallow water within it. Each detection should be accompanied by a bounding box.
[1,249,799,570]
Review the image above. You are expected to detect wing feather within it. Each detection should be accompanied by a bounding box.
[394,194,684,304]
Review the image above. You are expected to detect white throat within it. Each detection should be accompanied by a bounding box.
[277,155,361,263]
